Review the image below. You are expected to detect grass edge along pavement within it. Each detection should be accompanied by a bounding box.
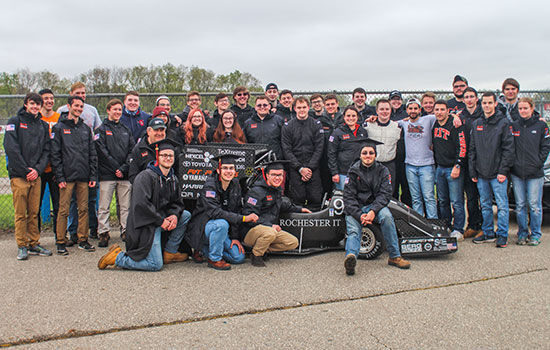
[0,267,546,348]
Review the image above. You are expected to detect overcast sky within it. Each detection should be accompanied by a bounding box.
[1,0,549,92]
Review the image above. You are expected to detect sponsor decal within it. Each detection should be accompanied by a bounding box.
[20,123,28,129]
[63,129,71,134]
[247,197,257,205]
[106,130,113,136]
[6,124,15,131]
[205,190,216,198]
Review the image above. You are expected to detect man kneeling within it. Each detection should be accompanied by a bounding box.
[186,155,258,270]
[343,139,410,275]
[242,160,311,267]
[98,139,191,271]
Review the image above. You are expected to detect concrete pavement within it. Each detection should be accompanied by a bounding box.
[0,219,549,349]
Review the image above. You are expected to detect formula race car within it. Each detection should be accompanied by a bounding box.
[278,190,458,259]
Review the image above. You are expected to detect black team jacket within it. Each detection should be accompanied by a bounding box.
[510,115,550,179]
[95,118,135,181]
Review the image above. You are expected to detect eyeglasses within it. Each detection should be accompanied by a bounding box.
[159,154,174,159]
[361,151,375,155]
[268,173,284,178]
[236,92,249,97]
[311,100,323,104]
[220,166,235,171]
[256,104,270,108]
[188,98,201,102]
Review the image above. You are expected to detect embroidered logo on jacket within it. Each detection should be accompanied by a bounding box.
[63,129,71,134]
[6,124,15,131]
[205,191,216,198]
[476,125,483,131]
[141,151,148,157]
[20,123,28,129]
[266,195,273,201]
[106,130,113,136]
[247,197,258,205]
[251,124,258,129]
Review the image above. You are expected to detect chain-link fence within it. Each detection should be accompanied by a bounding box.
[0,90,549,228]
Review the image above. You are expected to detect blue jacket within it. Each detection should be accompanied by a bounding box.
[120,107,151,142]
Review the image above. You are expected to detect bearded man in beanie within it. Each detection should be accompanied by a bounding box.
[98,139,191,271]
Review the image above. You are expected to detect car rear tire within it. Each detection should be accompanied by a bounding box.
[358,224,385,260]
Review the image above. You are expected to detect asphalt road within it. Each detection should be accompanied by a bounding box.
[1,217,549,349]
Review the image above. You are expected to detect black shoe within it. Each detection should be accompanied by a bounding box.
[56,244,69,256]
[344,254,356,275]
[70,234,78,244]
[89,228,99,240]
[98,233,110,248]
[262,253,270,262]
[78,241,96,252]
[251,254,266,267]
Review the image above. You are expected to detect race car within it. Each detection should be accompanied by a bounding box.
[278,190,458,259]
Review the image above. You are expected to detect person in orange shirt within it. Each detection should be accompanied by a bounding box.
[38,89,60,237]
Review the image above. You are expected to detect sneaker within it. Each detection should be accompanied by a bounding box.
[208,259,231,270]
[17,247,28,260]
[527,238,540,246]
[463,228,480,238]
[388,256,411,269]
[344,254,357,275]
[89,228,99,240]
[450,230,464,242]
[78,241,96,252]
[163,251,189,264]
[56,244,69,255]
[516,237,528,245]
[473,234,496,244]
[98,233,110,248]
[496,236,508,248]
[29,245,52,256]
[251,254,266,267]
[97,244,122,269]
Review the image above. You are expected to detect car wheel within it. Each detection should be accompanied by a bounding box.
[358,224,385,260]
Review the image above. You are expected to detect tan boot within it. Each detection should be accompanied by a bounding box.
[388,256,411,269]
[463,228,480,238]
[163,251,189,264]
[98,244,122,269]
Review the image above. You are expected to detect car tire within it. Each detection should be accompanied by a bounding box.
[358,224,385,260]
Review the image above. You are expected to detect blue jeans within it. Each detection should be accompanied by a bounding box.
[406,164,438,219]
[476,178,509,239]
[334,174,348,191]
[68,184,98,234]
[345,205,400,258]
[511,175,543,240]
[115,210,191,271]
[203,219,245,264]
[436,166,465,233]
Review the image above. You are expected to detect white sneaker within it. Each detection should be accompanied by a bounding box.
[450,230,464,242]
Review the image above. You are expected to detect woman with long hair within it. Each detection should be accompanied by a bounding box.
[211,110,247,144]
[180,108,208,145]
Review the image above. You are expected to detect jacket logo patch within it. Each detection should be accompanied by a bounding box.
[50,133,55,139]
[247,197,258,205]
[329,136,334,142]
[6,124,15,131]
[63,129,71,134]
[205,190,216,198]
[106,130,113,136]
[512,131,520,137]
[141,151,148,157]
[93,134,100,140]
[342,134,350,140]
[476,125,483,131]
[266,195,273,201]
[138,120,144,126]
[531,130,537,134]
[20,123,27,129]
[251,124,258,129]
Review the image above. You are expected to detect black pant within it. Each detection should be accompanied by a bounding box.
[39,171,59,234]
[393,157,411,206]
[288,168,323,211]
[381,160,396,194]
[463,165,482,230]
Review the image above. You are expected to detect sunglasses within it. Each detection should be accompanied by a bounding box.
[236,92,249,97]
[256,104,270,108]
[361,151,375,155]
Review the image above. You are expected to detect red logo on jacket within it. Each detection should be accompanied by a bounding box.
[251,124,257,129]
[138,120,144,126]
[63,129,71,134]
[476,125,483,131]
[106,130,113,136]
[20,123,27,129]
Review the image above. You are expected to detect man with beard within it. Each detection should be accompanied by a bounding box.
[243,96,285,159]
[281,97,324,209]
[447,75,468,115]
[470,92,514,248]
[97,139,191,271]
[241,160,311,267]
[460,87,483,238]
[230,86,255,126]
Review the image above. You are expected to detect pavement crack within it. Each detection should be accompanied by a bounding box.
[370,332,392,349]
[1,267,546,348]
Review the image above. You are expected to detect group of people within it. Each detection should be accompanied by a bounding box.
[4,75,549,275]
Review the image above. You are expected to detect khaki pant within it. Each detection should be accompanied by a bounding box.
[98,180,131,235]
[57,182,89,244]
[10,177,41,248]
[243,224,299,256]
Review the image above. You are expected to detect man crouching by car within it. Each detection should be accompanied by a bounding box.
[242,160,311,267]
[343,139,411,275]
